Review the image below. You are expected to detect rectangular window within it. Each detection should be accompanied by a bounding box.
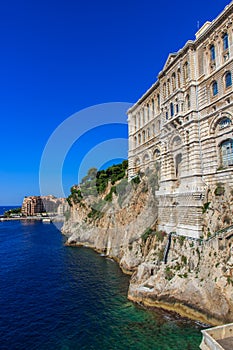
[223,33,229,50]
[213,81,218,96]
[221,140,233,167]
[210,45,215,61]
[226,72,232,88]
[170,103,174,117]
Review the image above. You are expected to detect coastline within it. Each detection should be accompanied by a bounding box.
[0,216,42,221]
[0,216,64,222]
[127,290,220,327]
[64,240,216,326]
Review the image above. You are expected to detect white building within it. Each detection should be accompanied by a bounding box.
[128,2,233,238]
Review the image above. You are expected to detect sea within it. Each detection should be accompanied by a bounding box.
[0,206,207,350]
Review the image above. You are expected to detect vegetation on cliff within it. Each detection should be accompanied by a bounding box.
[66,160,129,206]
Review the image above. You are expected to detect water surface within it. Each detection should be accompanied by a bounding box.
[0,214,204,349]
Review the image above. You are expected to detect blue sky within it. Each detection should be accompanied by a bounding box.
[0,0,231,205]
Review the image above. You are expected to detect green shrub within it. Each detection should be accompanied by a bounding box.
[156,231,166,242]
[131,175,140,185]
[87,199,106,220]
[67,186,83,206]
[77,161,128,197]
[141,228,154,243]
[178,235,186,246]
[223,215,231,225]
[158,249,164,262]
[104,186,116,202]
[202,202,211,213]
[181,255,187,265]
[165,267,174,280]
[214,183,225,196]
[87,208,103,220]
[4,207,21,217]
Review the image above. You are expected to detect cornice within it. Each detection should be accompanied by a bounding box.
[195,2,233,47]
[128,1,233,115]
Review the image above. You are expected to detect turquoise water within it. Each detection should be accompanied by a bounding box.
[0,214,206,349]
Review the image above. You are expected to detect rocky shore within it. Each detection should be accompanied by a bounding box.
[62,169,233,325]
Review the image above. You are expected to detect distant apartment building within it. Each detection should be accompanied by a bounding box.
[127,2,233,238]
[21,195,68,216]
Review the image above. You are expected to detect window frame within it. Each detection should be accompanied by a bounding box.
[212,80,218,96]
[170,102,174,117]
[225,71,232,88]
[223,33,229,51]
[219,117,231,129]
[210,44,216,61]
[220,139,233,167]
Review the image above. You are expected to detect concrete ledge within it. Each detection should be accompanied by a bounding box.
[200,323,233,350]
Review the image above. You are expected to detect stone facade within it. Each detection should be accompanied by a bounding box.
[128,2,233,238]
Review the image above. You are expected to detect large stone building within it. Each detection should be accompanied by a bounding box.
[128,2,233,238]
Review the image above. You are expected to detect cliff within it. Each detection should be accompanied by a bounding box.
[62,167,233,325]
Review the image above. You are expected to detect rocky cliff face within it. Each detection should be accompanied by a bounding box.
[63,172,158,261]
[127,231,233,325]
[62,172,233,325]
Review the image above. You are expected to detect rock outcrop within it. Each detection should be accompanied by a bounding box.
[62,170,233,325]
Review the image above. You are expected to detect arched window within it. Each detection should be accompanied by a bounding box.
[220,139,233,167]
[163,83,166,98]
[170,102,174,117]
[143,153,150,163]
[152,123,155,135]
[147,128,150,139]
[212,81,218,96]
[223,33,229,51]
[157,94,160,110]
[186,94,191,109]
[177,68,181,88]
[147,103,150,121]
[142,130,146,142]
[183,62,189,81]
[153,149,161,159]
[225,71,232,88]
[167,79,170,95]
[173,136,182,147]
[134,136,137,147]
[210,44,216,61]
[172,73,176,91]
[219,117,231,129]
[138,133,141,145]
[152,99,155,114]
